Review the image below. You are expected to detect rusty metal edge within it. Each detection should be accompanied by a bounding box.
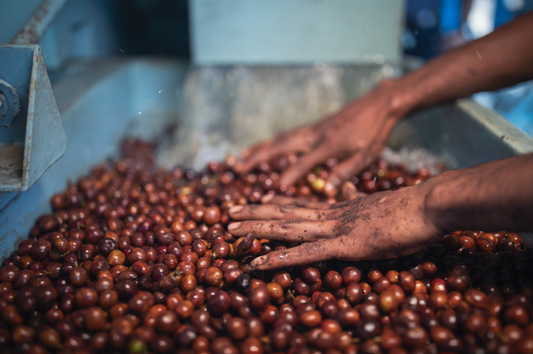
[457,98,533,155]
[20,45,41,191]
[10,0,69,45]
[0,44,67,192]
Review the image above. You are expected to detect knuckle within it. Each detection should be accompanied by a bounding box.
[327,219,342,233]
[301,242,322,256]
[316,220,338,238]
[326,209,343,220]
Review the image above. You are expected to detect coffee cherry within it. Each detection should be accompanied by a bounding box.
[249,286,270,311]
[204,206,221,225]
[346,283,365,304]
[226,317,247,340]
[266,282,284,301]
[464,289,487,308]
[379,290,399,313]
[399,271,416,293]
[204,267,223,286]
[39,328,62,349]
[341,267,361,285]
[504,305,529,326]
[207,290,231,316]
[272,271,291,290]
[5,139,533,354]
[84,306,107,331]
[302,268,321,284]
[324,271,342,291]
[299,310,322,328]
[108,250,126,266]
[241,337,263,354]
[151,335,175,353]
[31,240,52,261]
[69,267,88,287]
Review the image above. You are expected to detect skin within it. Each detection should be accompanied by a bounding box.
[228,12,533,270]
[229,154,533,270]
[234,12,533,190]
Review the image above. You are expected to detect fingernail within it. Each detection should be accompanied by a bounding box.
[228,222,242,231]
[229,205,243,214]
[251,256,267,268]
[261,194,274,204]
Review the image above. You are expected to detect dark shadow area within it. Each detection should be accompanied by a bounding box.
[107,0,190,59]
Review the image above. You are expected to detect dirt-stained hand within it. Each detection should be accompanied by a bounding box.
[234,81,406,190]
[227,180,441,270]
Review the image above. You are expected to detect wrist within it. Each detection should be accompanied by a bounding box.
[422,155,533,234]
[421,171,462,235]
[375,78,421,123]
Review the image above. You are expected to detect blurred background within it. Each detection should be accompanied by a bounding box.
[2,0,533,161]
[1,0,531,136]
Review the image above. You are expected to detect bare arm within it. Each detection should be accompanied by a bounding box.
[426,153,533,233]
[236,12,533,188]
[229,154,533,270]
[393,11,533,113]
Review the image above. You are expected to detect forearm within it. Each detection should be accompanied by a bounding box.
[389,12,533,116]
[425,154,533,233]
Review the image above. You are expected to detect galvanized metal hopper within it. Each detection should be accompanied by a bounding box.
[0,0,68,191]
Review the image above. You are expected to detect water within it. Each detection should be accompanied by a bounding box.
[158,64,398,169]
[381,146,447,176]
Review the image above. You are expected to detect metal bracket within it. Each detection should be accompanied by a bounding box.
[0,0,69,191]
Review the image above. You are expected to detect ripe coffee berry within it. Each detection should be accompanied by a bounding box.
[1,139,530,353]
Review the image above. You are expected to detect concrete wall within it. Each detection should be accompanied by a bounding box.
[190,0,405,64]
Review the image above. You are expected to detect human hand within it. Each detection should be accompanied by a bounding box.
[227,180,441,270]
[234,81,408,190]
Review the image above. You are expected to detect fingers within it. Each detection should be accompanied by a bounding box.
[235,128,314,174]
[227,219,339,242]
[325,152,370,187]
[326,131,389,187]
[341,182,367,201]
[235,233,255,256]
[261,194,333,209]
[250,238,340,270]
[229,204,332,221]
[279,145,333,187]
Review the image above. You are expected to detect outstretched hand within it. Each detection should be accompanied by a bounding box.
[228,181,442,270]
[234,81,407,190]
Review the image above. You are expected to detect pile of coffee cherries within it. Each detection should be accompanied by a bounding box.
[0,139,532,354]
